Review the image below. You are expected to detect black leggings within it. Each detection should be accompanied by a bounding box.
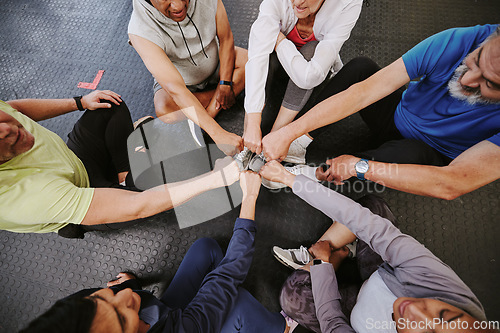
[302,57,451,166]
[67,100,134,188]
[60,101,141,236]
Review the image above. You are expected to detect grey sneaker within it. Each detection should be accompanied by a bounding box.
[262,164,319,189]
[346,239,358,258]
[283,138,307,164]
[272,245,313,270]
[248,152,266,172]
[233,147,253,171]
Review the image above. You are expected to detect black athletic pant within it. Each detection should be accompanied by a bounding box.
[67,100,134,187]
[300,57,451,166]
[59,100,140,237]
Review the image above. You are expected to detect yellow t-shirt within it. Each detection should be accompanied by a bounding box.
[0,100,94,233]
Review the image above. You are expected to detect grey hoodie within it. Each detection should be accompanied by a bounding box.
[128,0,219,86]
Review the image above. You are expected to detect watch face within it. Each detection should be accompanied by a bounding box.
[356,160,369,173]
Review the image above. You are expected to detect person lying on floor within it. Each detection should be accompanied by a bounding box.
[0,90,239,238]
[21,171,298,333]
[260,161,497,333]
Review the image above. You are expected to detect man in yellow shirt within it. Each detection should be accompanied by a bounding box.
[0,90,239,237]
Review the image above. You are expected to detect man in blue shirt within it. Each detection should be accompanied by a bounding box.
[261,24,500,200]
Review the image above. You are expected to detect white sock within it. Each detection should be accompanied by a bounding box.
[296,134,313,148]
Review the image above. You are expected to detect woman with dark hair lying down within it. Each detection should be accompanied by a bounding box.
[260,160,497,333]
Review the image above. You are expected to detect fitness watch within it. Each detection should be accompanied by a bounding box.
[355,158,370,180]
[313,259,325,265]
[73,96,85,111]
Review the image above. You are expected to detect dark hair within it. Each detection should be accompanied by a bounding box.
[19,296,97,333]
[356,194,397,226]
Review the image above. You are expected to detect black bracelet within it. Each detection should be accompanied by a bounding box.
[219,80,233,87]
[73,96,85,111]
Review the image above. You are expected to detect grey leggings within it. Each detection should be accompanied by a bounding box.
[261,41,323,135]
[281,40,319,111]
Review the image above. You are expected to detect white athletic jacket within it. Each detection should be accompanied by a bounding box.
[244,0,362,114]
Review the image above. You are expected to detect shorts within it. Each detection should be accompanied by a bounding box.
[153,63,220,94]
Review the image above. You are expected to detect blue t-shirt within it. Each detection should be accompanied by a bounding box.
[395,24,500,159]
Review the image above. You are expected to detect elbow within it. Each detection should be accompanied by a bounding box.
[294,73,326,90]
[437,189,462,201]
[432,182,466,201]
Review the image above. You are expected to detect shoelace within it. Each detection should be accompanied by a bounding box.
[286,165,305,176]
[234,147,250,161]
[296,245,311,264]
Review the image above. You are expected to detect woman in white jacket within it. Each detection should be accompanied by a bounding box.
[242,0,362,163]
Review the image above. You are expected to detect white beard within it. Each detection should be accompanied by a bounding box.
[448,63,500,105]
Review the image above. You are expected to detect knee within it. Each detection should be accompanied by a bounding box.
[299,41,319,61]
[235,47,248,68]
[192,237,222,257]
[154,91,176,118]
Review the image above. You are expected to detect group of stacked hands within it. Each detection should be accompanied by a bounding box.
[1,0,499,332]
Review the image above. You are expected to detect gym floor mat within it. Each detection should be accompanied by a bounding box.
[0,0,499,331]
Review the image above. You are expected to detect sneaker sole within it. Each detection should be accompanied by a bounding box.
[272,248,301,270]
[283,156,305,164]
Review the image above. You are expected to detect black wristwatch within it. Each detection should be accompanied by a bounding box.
[313,259,324,265]
[73,96,85,111]
[219,80,233,87]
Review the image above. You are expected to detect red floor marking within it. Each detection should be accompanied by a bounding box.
[77,70,105,89]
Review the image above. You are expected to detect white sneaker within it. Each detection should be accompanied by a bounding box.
[283,135,312,164]
[233,147,253,171]
[272,245,313,270]
[262,164,318,189]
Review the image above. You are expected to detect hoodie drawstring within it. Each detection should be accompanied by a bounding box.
[176,11,209,66]
[186,13,209,59]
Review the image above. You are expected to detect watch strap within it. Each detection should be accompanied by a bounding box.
[219,80,233,86]
[73,96,85,111]
[313,259,324,265]
[355,158,369,181]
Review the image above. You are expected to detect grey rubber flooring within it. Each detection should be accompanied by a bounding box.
[0,0,499,331]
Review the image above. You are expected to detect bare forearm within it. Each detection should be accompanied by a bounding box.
[239,195,258,220]
[284,85,362,141]
[218,36,236,82]
[365,161,463,199]
[82,171,227,225]
[7,98,78,121]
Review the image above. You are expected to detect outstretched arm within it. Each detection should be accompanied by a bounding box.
[6,90,122,121]
[177,171,261,333]
[316,140,500,200]
[261,58,410,161]
[81,157,240,225]
[128,34,242,155]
